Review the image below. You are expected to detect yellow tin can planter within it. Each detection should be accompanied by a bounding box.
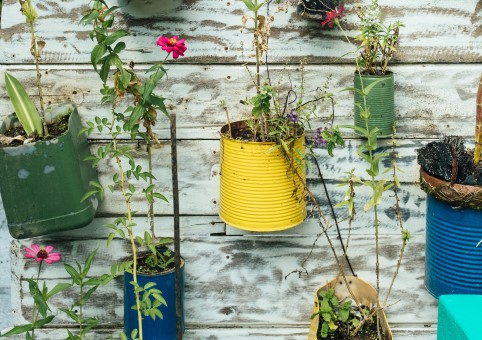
[219,121,307,232]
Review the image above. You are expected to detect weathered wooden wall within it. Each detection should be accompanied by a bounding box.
[1,0,482,338]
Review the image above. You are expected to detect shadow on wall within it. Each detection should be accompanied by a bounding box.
[0,194,12,329]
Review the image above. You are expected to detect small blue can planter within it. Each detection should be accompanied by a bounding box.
[425,195,482,298]
[124,258,185,340]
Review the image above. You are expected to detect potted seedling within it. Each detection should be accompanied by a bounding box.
[353,0,403,137]
[0,0,98,239]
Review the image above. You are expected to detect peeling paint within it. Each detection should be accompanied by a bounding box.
[43,165,55,174]
[17,169,29,179]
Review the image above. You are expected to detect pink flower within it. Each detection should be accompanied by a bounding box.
[156,36,187,59]
[24,244,61,265]
[321,5,345,29]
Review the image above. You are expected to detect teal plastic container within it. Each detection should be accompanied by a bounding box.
[354,73,395,137]
[438,295,482,340]
[425,195,482,298]
[0,103,98,239]
[124,258,185,340]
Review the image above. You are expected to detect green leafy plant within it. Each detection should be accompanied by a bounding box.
[81,1,186,338]
[60,250,113,340]
[355,0,403,75]
[2,0,49,138]
[0,246,109,340]
[311,288,360,339]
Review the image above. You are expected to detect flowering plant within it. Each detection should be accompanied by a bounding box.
[355,0,403,75]
[81,1,186,338]
[224,0,341,153]
[0,245,110,339]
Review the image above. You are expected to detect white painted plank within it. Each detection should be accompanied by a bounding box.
[11,236,438,326]
[1,0,481,63]
[0,325,438,339]
[0,64,480,139]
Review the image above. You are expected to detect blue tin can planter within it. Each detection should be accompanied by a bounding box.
[425,195,482,298]
[124,258,185,340]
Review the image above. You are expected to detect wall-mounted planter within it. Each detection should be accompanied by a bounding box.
[124,257,185,340]
[219,121,306,232]
[308,276,392,340]
[0,103,98,239]
[421,169,482,298]
[354,72,395,137]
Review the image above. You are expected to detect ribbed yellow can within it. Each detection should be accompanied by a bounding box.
[219,123,307,232]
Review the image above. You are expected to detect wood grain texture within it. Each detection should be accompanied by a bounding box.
[1,0,482,64]
[0,326,438,340]
[10,235,437,327]
[1,64,481,139]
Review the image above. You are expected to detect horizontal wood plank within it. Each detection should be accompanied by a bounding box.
[1,64,481,139]
[1,0,482,64]
[0,325,438,339]
[11,235,438,326]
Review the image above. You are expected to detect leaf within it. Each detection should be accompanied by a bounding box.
[113,41,126,54]
[99,56,111,83]
[0,324,33,336]
[91,44,107,68]
[127,105,146,129]
[143,282,157,290]
[64,263,82,285]
[4,73,43,136]
[84,250,98,276]
[80,190,98,203]
[104,30,129,46]
[153,192,168,202]
[59,308,81,323]
[241,0,256,11]
[47,283,71,299]
[80,286,99,305]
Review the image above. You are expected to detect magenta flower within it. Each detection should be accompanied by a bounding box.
[156,36,187,59]
[321,5,345,29]
[24,244,61,265]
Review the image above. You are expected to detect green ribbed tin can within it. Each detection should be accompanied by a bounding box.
[354,73,395,137]
[0,103,98,239]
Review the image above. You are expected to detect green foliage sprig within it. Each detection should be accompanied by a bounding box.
[310,288,360,339]
[355,0,403,75]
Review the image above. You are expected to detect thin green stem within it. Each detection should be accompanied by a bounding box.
[148,142,156,240]
[110,101,143,339]
[30,261,42,340]
[79,281,84,339]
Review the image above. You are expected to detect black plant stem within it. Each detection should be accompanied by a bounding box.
[170,113,183,340]
[310,144,356,277]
